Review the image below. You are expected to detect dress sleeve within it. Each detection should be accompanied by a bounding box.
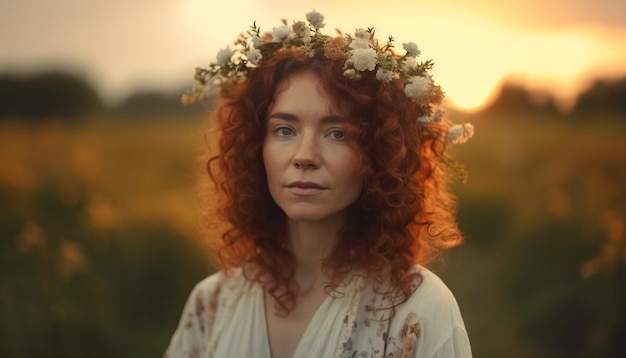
[164,274,222,358]
[386,266,473,358]
[430,327,472,358]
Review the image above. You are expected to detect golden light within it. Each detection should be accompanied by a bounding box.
[177,1,626,113]
[385,8,601,112]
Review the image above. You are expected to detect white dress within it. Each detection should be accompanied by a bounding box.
[165,265,472,358]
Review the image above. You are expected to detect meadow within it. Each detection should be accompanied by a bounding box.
[0,111,624,357]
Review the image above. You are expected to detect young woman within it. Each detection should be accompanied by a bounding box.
[166,11,474,358]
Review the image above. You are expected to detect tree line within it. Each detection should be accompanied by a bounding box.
[482,78,626,117]
[0,70,624,121]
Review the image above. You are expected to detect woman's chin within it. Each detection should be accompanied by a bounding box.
[282,206,347,224]
[284,210,326,222]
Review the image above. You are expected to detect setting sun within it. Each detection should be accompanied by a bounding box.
[346,6,613,112]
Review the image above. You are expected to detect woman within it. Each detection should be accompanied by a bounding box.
[167,11,474,358]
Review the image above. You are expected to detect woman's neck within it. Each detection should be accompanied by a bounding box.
[286,212,345,294]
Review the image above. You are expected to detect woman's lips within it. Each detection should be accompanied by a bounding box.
[286,181,327,195]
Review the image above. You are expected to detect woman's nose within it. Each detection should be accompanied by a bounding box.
[292,134,321,169]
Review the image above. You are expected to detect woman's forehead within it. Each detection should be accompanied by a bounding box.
[270,71,345,115]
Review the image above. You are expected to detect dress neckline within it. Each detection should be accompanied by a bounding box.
[258,282,335,358]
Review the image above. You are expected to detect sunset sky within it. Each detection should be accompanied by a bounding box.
[2,0,625,112]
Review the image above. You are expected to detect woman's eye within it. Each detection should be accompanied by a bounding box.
[328,130,345,139]
[276,127,294,136]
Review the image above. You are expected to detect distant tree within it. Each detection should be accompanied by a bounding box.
[481,82,559,116]
[0,76,26,118]
[0,71,103,121]
[573,77,626,115]
[114,89,206,118]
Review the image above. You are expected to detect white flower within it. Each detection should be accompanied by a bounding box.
[417,115,432,124]
[416,110,443,124]
[245,49,263,65]
[343,68,358,79]
[306,10,325,30]
[447,123,475,144]
[351,48,378,71]
[350,37,370,50]
[403,58,417,72]
[354,28,370,40]
[404,76,431,99]
[402,42,420,56]
[272,25,292,42]
[251,36,262,48]
[216,46,233,65]
[376,68,393,83]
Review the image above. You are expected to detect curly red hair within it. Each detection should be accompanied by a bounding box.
[201,46,463,314]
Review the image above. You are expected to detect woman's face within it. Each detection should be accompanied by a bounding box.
[262,71,363,223]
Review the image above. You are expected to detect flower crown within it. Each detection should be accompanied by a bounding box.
[183,10,474,146]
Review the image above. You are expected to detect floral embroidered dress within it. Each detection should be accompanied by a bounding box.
[165,265,472,358]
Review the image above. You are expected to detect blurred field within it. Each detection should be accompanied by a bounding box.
[0,112,624,357]
[444,112,626,357]
[0,116,214,358]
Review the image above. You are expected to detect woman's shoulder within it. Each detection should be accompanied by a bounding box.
[389,265,471,356]
[410,265,459,304]
[164,267,255,357]
[400,265,465,323]
[344,265,471,357]
[188,267,251,302]
[353,264,466,328]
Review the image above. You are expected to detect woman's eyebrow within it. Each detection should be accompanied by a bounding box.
[320,115,343,124]
[267,112,344,123]
[267,112,297,121]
